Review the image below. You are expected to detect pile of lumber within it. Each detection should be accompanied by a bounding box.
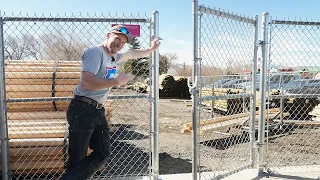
[287,98,319,119]
[127,82,148,93]
[201,87,283,115]
[181,108,289,134]
[4,111,67,175]
[1,60,113,176]
[309,104,320,121]
[201,88,251,115]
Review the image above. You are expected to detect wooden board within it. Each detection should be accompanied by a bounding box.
[11,167,65,175]
[9,130,67,139]
[9,138,65,148]
[6,85,76,92]
[5,72,80,79]
[2,147,64,157]
[10,155,64,163]
[7,112,67,120]
[6,91,53,99]
[8,120,66,127]
[182,108,285,134]
[6,79,52,85]
[0,160,64,171]
[7,101,70,112]
[309,105,320,117]
[9,126,66,132]
[273,120,320,126]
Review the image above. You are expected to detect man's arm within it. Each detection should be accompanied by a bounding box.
[119,37,162,62]
[81,72,130,90]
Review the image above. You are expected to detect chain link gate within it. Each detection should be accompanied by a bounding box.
[0,11,160,180]
[191,1,259,179]
[260,15,320,178]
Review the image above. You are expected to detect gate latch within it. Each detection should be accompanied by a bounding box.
[255,40,264,47]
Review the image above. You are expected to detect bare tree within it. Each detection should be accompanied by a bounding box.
[159,54,169,75]
[176,63,192,76]
[23,34,43,60]
[41,30,86,61]
[163,52,178,68]
[4,34,42,60]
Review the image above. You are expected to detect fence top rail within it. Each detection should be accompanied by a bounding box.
[271,20,320,26]
[1,17,150,23]
[198,5,257,25]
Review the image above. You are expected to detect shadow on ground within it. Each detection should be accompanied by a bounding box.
[201,124,296,150]
[159,152,192,174]
[100,124,194,178]
[110,124,149,141]
[200,132,251,150]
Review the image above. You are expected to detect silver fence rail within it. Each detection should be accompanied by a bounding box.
[192,1,259,179]
[0,11,160,180]
[262,16,320,176]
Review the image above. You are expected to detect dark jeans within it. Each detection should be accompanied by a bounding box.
[60,99,111,180]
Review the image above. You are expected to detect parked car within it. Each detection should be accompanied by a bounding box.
[205,78,235,88]
[286,82,320,94]
[213,78,234,87]
[256,73,302,91]
[233,81,252,89]
[283,79,320,93]
[221,79,250,88]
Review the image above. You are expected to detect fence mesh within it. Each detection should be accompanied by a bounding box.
[196,6,258,179]
[0,12,154,179]
[264,18,320,174]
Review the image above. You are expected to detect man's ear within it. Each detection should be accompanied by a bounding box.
[106,32,112,39]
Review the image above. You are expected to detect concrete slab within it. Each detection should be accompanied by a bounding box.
[93,165,320,180]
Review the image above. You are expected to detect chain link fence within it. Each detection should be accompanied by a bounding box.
[263,17,320,175]
[193,1,320,179]
[0,12,159,180]
[192,3,259,179]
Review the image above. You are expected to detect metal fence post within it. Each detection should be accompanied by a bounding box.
[257,12,269,175]
[191,1,199,180]
[250,15,259,168]
[0,15,11,180]
[151,10,160,180]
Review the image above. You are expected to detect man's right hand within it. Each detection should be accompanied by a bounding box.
[116,73,131,86]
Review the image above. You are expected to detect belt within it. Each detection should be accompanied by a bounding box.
[73,95,103,109]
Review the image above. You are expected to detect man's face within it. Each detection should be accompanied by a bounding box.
[106,33,127,54]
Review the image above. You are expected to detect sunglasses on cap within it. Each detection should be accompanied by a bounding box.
[116,27,131,35]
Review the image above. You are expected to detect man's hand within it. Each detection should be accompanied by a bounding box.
[150,36,163,50]
[116,73,131,86]
[119,36,163,62]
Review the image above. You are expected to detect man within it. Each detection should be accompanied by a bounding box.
[60,25,162,180]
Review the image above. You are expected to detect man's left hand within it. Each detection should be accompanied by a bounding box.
[150,36,163,50]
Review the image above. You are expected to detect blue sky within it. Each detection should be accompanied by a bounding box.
[1,0,320,65]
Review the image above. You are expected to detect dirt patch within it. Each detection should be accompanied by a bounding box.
[106,93,320,177]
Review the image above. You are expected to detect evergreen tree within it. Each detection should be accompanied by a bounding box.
[123,37,149,77]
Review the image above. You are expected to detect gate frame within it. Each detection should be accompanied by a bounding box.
[192,1,259,179]
[0,12,160,180]
[0,14,10,180]
[261,15,320,176]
